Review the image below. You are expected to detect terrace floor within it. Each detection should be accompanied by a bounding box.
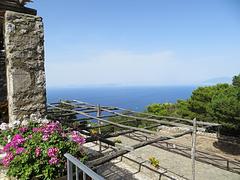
[84,134,240,180]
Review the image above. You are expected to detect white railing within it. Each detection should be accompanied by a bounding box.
[64,153,105,180]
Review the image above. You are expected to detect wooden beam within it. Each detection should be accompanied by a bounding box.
[87,130,192,167]
[85,123,161,144]
[90,107,193,129]
[110,106,220,127]
[48,104,157,135]
[62,101,194,129]
[87,119,137,130]
[72,100,220,127]
[0,2,37,15]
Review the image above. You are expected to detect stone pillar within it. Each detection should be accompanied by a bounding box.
[4,11,47,122]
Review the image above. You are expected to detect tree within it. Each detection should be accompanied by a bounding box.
[211,86,240,135]
[147,103,177,116]
[233,74,240,87]
[187,84,229,122]
[211,87,240,122]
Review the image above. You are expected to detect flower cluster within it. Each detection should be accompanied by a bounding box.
[19,127,28,133]
[41,121,62,135]
[16,147,25,155]
[31,121,63,141]
[35,147,41,157]
[1,134,25,167]
[1,152,14,167]
[49,157,59,165]
[47,147,59,157]
[3,134,25,152]
[0,118,86,179]
[47,147,60,165]
[71,131,86,144]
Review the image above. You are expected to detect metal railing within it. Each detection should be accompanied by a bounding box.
[64,153,105,180]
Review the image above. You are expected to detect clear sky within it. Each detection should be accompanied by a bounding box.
[29,0,240,87]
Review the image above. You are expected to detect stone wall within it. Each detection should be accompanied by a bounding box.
[4,11,47,122]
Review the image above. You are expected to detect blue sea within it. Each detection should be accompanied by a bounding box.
[47,86,196,111]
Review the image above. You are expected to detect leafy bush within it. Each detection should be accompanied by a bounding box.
[0,117,86,180]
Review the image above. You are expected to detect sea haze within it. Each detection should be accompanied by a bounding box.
[47,86,196,111]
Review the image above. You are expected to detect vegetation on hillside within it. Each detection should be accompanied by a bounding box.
[147,74,240,136]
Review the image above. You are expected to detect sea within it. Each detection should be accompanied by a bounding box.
[47,86,196,111]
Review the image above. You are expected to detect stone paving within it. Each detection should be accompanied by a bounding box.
[85,136,240,180]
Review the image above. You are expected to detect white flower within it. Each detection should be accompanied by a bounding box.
[13,120,21,126]
[0,152,7,159]
[21,119,29,126]
[8,123,14,129]
[8,120,20,129]
[7,135,11,143]
[30,112,42,123]
[40,117,50,124]
[0,123,8,131]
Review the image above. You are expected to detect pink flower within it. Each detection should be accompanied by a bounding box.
[41,122,62,135]
[3,142,12,152]
[3,134,25,152]
[49,157,59,165]
[12,134,25,146]
[28,134,32,139]
[33,127,41,132]
[19,127,28,133]
[35,147,41,157]
[47,147,59,157]
[16,147,25,155]
[1,152,14,167]
[42,134,49,141]
[61,133,67,137]
[71,132,85,144]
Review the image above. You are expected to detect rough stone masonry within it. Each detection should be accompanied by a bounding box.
[4,11,47,122]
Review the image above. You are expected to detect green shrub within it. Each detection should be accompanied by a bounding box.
[149,156,160,168]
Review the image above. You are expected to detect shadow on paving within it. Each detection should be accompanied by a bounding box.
[96,161,139,180]
[213,141,240,156]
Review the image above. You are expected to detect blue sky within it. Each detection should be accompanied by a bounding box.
[29,0,240,87]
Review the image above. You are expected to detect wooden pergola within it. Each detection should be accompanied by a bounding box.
[48,100,240,179]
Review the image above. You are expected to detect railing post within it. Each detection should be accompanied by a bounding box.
[83,172,87,180]
[67,159,73,180]
[217,125,220,138]
[76,166,79,180]
[227,160,230,170]
[64,153,105,180]
[191,118,197,180]
[97,104,102,151]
